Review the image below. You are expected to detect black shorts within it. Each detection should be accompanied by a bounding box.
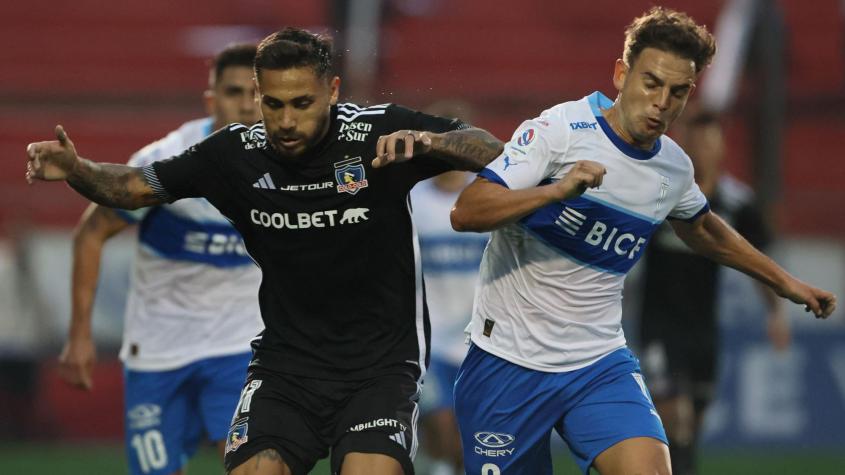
[223,366,420,475]
[639,333,717,411]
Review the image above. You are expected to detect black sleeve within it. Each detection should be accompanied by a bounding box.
[146,134,222,202]
[733,201,773,250]
[387,104,472,186]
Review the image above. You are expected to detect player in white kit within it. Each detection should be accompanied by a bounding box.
[57,43,263,475]
[412,170,487,475]
[450,8,836,475]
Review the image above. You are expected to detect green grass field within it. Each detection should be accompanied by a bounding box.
[1,443,843,474]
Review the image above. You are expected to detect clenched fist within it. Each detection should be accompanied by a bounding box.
[553,160,607,201]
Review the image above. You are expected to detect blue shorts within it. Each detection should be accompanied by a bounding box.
[420,355,460,415]
[454,344,666,475]
[124,352,251,475]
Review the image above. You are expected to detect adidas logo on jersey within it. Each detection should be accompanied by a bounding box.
[389,431,407,449]
[253,172,334,192]
[253,172,276,189]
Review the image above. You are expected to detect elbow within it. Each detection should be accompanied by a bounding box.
[450,207,471,232]
[450,206,487,233]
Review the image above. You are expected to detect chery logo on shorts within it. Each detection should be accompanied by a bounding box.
[474,431,515,448]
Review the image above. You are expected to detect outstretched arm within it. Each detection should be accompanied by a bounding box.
[26,126,165,209]
[451,160,607,232]
[58,204,132,390]
[671,211,837,318]
[372,127,504,171]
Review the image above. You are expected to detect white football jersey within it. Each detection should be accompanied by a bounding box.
[470,92,709,372]
[117,118,263,371]
[411,178,488,365]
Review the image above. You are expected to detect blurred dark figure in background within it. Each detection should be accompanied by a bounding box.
[638,105,790,475]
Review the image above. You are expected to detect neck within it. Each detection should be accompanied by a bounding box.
[603,102,656,151]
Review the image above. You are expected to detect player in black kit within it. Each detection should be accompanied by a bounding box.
[25,28,504,475]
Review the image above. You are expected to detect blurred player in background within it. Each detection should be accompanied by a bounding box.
[27,27,502,475]
[638,104,790,475]
[450,7,835,475]
[56,43,263,475]
[411,101,486,475]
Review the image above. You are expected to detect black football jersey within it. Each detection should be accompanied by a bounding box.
[147,103,467,380]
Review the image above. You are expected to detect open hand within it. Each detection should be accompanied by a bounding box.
[372,129,433,168]
[26,125,79,183]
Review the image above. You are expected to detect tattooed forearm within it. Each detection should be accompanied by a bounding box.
[429,128,504,171]
[67,159,163,209]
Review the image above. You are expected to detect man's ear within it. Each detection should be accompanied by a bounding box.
[329,76,341,105]
[203,89,215,117]
[612,58,629,92]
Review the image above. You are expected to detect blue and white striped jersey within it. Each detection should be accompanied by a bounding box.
[411,177,488,365]
[470,91,709,372]
[118,118,263,371]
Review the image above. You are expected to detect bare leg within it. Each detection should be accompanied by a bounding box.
[228,449,292,475]
[593,437,671,475]
[340,452,404,475]
[422,409,464,473]
[655,395,696,475]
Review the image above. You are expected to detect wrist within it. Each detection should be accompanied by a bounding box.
[426,132,443,154]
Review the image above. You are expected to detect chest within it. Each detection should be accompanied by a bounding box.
[553,142,687,222]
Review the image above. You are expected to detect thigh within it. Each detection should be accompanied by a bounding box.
[557,349,667,475]
[592,437,670,475]
[124,366,196,475]
[223,368,329,475]
[454,344,557,475]
[332,372,421,475]
[196,352,252,442]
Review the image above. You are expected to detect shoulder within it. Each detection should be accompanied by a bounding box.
[129,117,213,167]
[656,134,695,180]
[337,102,391,122]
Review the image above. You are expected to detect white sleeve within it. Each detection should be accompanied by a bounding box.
[668,173,710,222]
[478,112,569,190]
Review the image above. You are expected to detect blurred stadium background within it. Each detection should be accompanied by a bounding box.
[0,0,843,473]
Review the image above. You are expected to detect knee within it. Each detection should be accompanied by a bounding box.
[228,448,291,475]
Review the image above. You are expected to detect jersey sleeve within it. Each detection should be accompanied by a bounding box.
[667,173,710,222]
[117,142,169,223]
[146,136,220,203]
[478,112,569,190]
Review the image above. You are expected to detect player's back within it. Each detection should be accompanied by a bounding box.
[119,118,263,371]
[470,92,708,372]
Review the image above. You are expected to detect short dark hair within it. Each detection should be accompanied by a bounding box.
[210,43,258,86]
[623,7,716,74]
[254,27,334,79]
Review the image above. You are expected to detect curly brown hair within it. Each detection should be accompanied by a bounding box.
[623,7,716,74]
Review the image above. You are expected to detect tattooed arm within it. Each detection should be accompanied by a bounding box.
[26,125,165,209]
[372,127,503,171]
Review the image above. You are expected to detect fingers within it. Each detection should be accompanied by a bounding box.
[404,131,415,159]
[372,130,419,168]
[56,124,69,146]
[818,294,837,318]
